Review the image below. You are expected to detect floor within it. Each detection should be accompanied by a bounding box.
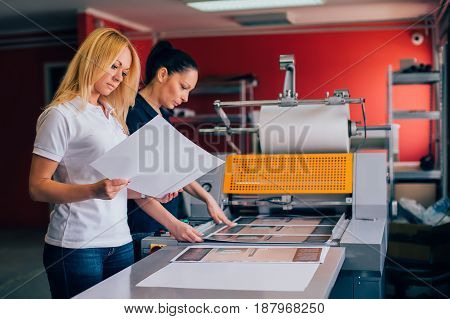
[0,228,51,299]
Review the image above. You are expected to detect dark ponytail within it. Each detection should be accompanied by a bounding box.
[144,40,197,85]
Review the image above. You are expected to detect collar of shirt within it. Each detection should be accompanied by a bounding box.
[136,93,158,118]
[68,96,126,135]
[99,101,114,117]
[70,96,114,117]
[136,93,173,122]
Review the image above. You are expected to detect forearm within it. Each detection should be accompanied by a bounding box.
[135,198,203,243]
[184,181,215,204]
[184,182,234,226]
[134,198,179,230]
[29,178,94,204]
[127,189,143,199]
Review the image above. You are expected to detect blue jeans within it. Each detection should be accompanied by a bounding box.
[43,242,133,299]
[131,232,153,263]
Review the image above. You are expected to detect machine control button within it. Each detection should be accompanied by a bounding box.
[202,183,212,192]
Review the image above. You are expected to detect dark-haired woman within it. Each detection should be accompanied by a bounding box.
[126,41,234,259]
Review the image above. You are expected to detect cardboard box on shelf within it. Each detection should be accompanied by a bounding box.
[395,183,437,208]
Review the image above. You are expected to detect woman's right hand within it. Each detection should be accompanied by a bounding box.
[91,178,129,200]
[167,220,203,243]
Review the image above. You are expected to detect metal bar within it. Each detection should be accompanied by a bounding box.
[240,79,247,153]
[392,72,440,84]
[249,82,257,154]
[201,125,389,136]
[214,101,231,128]
[225,135,241,154]
[217,98,364,108]
[442,41,448,196]
[228,200,352,207]
[217,100,280,107]
[393,110,441,119]
[394,170,442,181]
[432,19,446,198]
[387,65,395,216]
[357,125,391,131]
[199,127,259,135]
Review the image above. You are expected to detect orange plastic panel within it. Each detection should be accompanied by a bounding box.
[223,153,353,194]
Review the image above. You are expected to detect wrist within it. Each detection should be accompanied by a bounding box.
[163,214,179,230]
[205,197,217,207]
[86,183,97,199]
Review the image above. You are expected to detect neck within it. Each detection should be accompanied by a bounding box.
[89,91,101,106]
[140,85,161,115]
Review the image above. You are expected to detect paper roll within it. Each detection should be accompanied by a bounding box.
[259,104,350,154]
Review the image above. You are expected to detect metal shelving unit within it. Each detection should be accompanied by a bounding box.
[387,65,445,210]
[183,76,258,153]
[392,71,440,84]
[394,169,442,181]
[392,110,440,120]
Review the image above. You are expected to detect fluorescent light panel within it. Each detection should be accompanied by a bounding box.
[186,0,325,12]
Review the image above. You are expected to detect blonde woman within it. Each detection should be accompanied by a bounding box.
[29,28,179,298]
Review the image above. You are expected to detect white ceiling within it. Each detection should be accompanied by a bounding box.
[0,0,440,37]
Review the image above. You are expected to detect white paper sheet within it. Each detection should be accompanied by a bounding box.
[90,116,224,197]
[136,262,319,292]
[259,104,350,154]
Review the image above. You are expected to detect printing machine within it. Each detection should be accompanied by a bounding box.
[75,55,390,299]
[137,155,388,298]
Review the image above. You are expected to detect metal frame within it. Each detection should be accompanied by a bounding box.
[43,61,69,104]
[442,40,448,197]
[386,22,447,210]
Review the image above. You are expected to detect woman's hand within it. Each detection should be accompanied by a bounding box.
[182,181,235,227]
[91,178,129,200]
[155,189,183,203]
[206,200,236,227]
[167,220,203,243]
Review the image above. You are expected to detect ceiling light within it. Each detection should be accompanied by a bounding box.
[185,0,325,12]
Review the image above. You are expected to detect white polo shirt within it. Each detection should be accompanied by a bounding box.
[33,96,132,249]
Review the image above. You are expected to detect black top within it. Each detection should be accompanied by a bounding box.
[126,93,179,234]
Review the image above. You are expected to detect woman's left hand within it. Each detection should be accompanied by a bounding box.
[155,189,183,203]
[206,200,236,227]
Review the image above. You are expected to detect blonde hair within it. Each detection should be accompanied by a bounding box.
[46,28,140,132]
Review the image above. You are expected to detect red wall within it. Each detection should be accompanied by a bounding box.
[169,28,433,161]
[0,13,153,228]
[77,12,153,80]
[1,42,76,228]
